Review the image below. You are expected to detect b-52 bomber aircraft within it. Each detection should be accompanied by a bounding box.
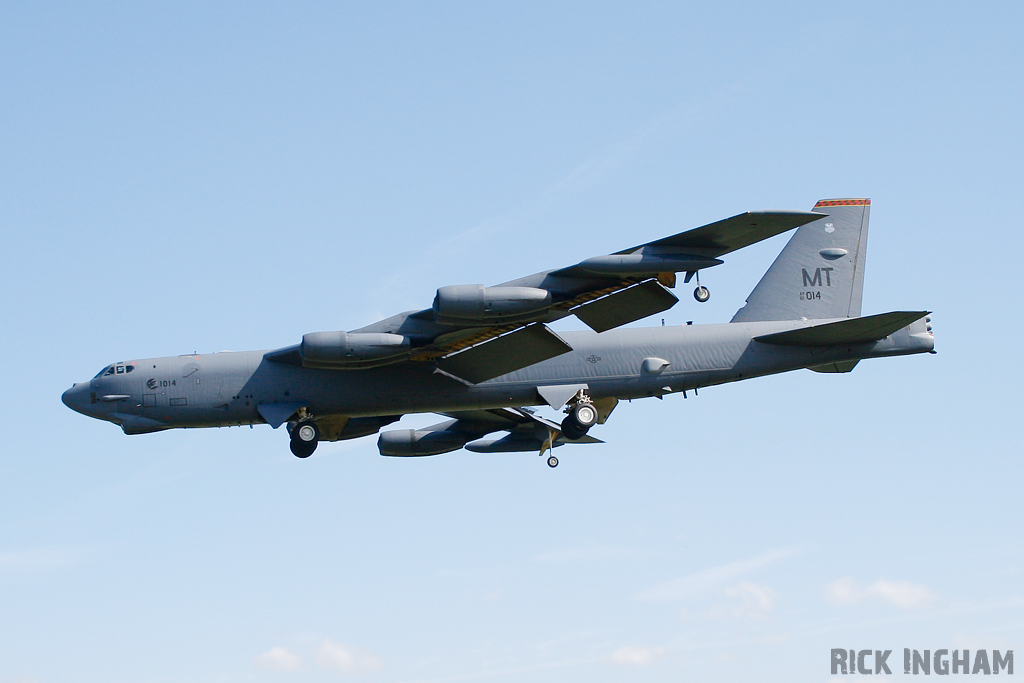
[63,198,934,467]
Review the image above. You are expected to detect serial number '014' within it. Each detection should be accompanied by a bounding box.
[147,378,176,389]
[800,291,822,300]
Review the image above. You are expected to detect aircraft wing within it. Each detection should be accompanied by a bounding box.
[268,209,824,383]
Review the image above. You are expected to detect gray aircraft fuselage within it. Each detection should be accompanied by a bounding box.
[61,317,934,436]
[62,198,933,459]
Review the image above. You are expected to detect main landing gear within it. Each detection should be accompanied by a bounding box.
[560,396,598,441]
[544,395,599,468]
[289,419,319,458]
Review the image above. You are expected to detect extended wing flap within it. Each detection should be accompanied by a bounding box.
[436,323,572,384]
[571,279,679,333]
[754,311,930,347]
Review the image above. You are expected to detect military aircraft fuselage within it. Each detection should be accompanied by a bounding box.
[62,199,934,462]
[62,317,934,436]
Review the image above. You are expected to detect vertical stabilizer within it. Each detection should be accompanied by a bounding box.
[732,199,870,322]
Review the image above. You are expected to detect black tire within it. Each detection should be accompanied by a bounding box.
[693,285,710,303]
[560,415,587,440]
[570,403,598,428]
[547,456,559,468]
[290,438,316,458]
[293,420,319,444]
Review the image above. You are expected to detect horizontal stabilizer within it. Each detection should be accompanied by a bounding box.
[436,323,572,384]
[754,311,930,347]
[572,279,678,333]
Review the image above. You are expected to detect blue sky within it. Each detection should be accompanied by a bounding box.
[2,2,1022,681]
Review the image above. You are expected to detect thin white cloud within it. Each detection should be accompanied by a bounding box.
[827,577,937,609]
[255,646,303,671]
[0,546,84,571]
[869,579,936,609]
[317,638,384,674]
[364,96,717,315]
[533,544,637,562]
[635,548,794,602]
[607,645,667,665]
[392,657,585,683]
[723,581,777,618]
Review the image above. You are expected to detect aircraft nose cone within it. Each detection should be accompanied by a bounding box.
[62,383,88,414]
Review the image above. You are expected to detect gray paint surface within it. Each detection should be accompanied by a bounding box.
[62,198,934,457]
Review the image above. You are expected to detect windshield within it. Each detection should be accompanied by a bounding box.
[92,363,134,378]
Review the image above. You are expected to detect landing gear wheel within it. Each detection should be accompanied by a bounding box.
[294,421,319,444]
[547,455,559,468]
[569,403,598,428]
[693,285,710,303]
[560,415,588,440]
[290,420,319,458]
[290,438,316,458]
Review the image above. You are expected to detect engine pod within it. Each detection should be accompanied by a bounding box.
[300,331,410,366]
[433,285,552,324]
[378,429,468,456]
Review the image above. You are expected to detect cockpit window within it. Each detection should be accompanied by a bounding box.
[94,364,134,378]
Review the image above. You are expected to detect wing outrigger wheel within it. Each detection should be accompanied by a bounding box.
[547,455,559,468]
[289,420,319,458]
[684,269,710,303]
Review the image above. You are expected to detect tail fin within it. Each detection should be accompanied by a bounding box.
[731,199,870,322]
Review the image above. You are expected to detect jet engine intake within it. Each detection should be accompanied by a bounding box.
[300,331,410,367]
[378,429,468,456]
[433,285,552,324]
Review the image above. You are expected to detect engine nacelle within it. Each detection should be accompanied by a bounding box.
[300,331,410,367]
[433,285,551,324]
[378,429,468,456]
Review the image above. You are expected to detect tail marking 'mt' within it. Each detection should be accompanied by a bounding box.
[732,198,870,322]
